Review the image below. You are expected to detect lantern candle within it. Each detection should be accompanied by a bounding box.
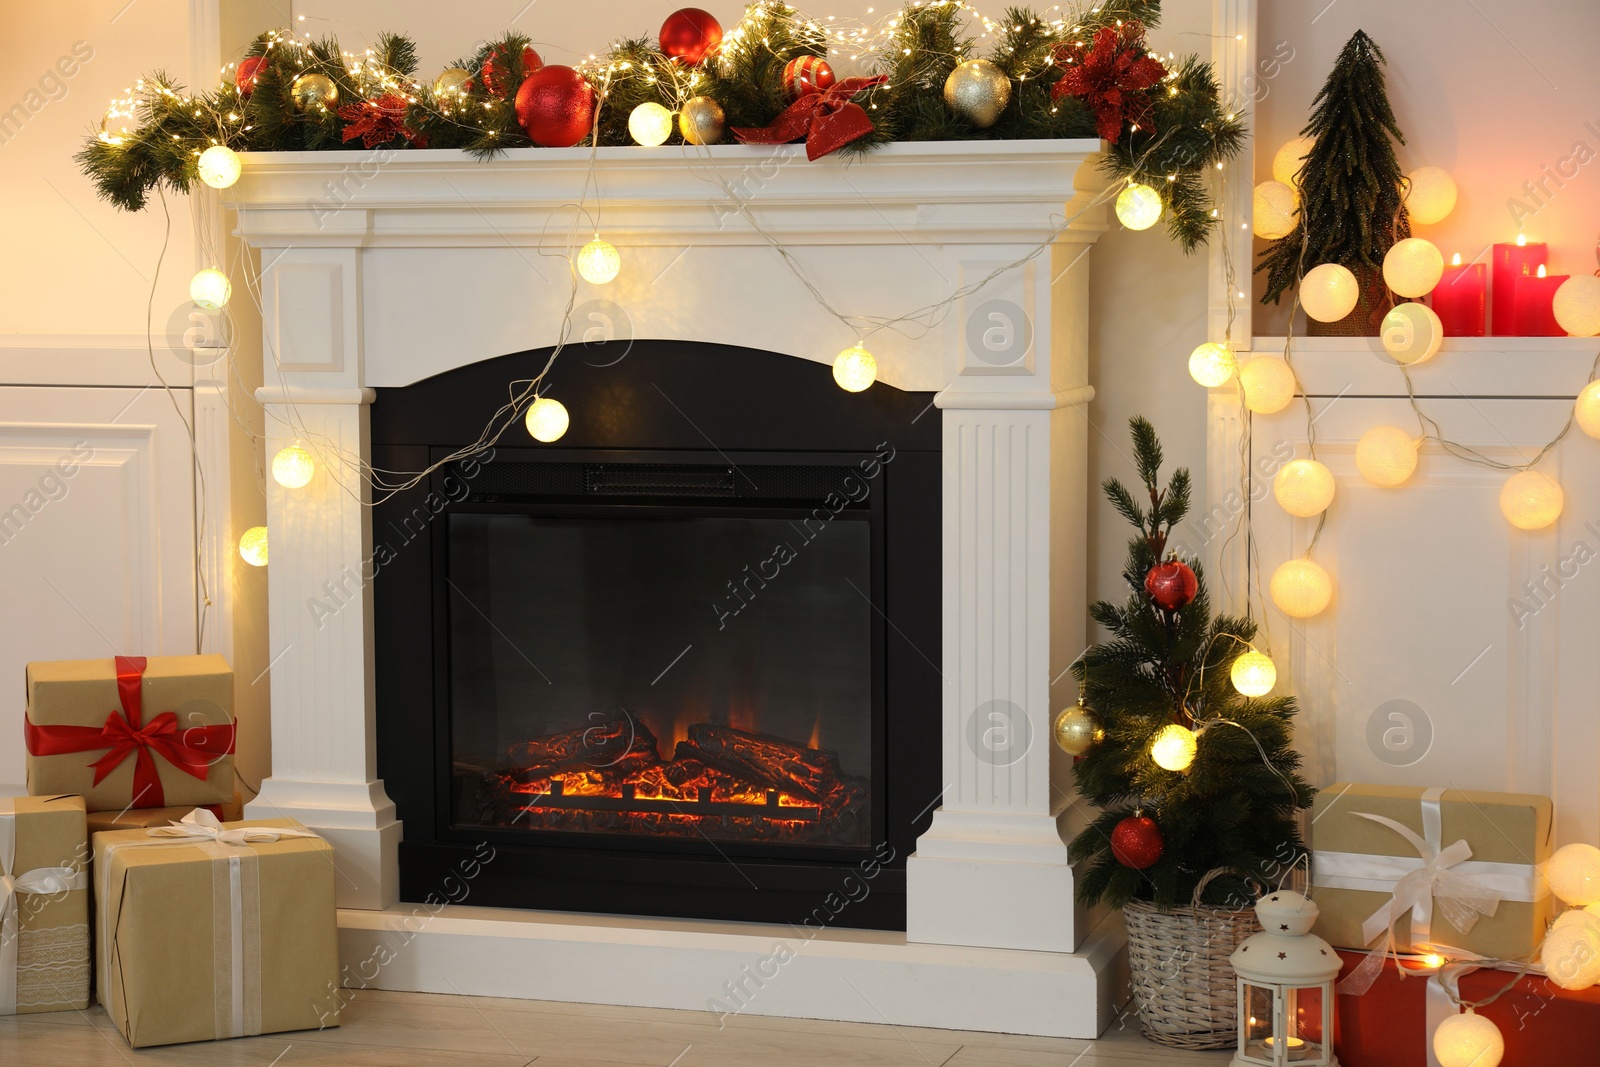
[1431,253,1487,336]
[1491,235,1547,334]
[1512,264,1569,336]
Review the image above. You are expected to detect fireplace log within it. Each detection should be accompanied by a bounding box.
[507,716,658,781]
[677,724,842,801]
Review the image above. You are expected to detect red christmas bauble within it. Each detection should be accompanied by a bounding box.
[782,55,836,100]
[1111,815,1164,869]
[235,56,267,96]
[660,8,723,64]
[514,65,596,148]
[478,44,543,98]
[1144,560,1198,611]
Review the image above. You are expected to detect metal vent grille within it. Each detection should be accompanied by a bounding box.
[585,464,737,497]
[455,460,869,506]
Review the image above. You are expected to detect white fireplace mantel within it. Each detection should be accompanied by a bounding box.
[226,139,1126,1038]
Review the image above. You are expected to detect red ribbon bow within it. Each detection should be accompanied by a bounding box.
[732,76,889,161]
[23,656,234,808]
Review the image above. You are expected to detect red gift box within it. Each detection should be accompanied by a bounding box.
[1336,950,1600,1064]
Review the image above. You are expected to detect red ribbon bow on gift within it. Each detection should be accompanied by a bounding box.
[23,656,234,808]
[732,76,889,161]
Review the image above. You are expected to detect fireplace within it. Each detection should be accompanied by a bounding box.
[372,339,941,927]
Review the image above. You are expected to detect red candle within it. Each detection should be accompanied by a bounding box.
[1492,236,1548,334]
[1431,254,1487,336]
[1512,264,1568,335]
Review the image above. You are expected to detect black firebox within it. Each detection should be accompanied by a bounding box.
[371,340,941,929]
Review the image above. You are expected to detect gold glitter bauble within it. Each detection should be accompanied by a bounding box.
[943,59,1011,128]
[1053,703,1103,757]
[291,72,339,111]
[679,96,725,145]
[432,67,472,98]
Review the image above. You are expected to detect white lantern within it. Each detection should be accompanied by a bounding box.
[237,526,268,567]
[833,345,878,392]
[1356,426,1419,487]
[271,445,315,489]
[1300,264,1359,323]
[575,238,621,284]
[1273,459,1335,517]
[627,102,674,146]
[525,397,570,443]
[1553,275,1600,337]
[1115,182,1163,231]
[1433,1010,1504,1067]
[1404,167,1458,226]
[1540,909,1600,990]
[1271,558,1333,618]
[1576,381,1600,440]
[1547,842,1600,906]
[1231,649,1277,697]
[1252,181,1299,240]
[1189,341,1238,388]
[1239,356,1297,415]
[1230,891,1341,1066]
[1380,302,1444,365]
[1383,238,1445,299]
[196,145,242,189]
[1150,724,1198,772]
[1499,470,1563,530]
[1272,136,1315,188]
[190,269,232,310]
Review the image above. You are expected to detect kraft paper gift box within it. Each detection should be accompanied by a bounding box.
[1309,782,1553,961]
[25,655,236,811]
[94,814,341,1048]
[84,792,242,836]
[0,794,90,1015]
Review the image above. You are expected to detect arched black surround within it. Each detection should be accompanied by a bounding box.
[372,340,942,930]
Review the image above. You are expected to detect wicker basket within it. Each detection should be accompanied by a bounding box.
[1122,871,1262,1050]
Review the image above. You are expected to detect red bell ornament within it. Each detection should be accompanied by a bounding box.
[1111,815,1165,869]
[514,65,596,148]
[1144,559,1198,611]
[660,8,723,64]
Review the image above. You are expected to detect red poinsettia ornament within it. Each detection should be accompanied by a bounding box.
[1144,558,1198,611]
[337,93,426,149]
[1051,21,1167,143]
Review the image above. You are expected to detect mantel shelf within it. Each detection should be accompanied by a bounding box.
[1244,335,1599,401]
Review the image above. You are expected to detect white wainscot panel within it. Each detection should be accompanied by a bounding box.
[1246,396,1600,846]
[0,386,198,793]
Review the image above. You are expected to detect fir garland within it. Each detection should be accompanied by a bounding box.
[76,0,1241,249]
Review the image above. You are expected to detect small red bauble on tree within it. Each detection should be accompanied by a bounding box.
[1144,558,1198,611]
[660,7,722,64]
[514,65,596,148]
[478,43,543,98]
[235,56,267,96]
[782,55,836,100]
[1111,814,1164,869]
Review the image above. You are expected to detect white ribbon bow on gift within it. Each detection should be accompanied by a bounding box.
[1,798,89,1016]
[147,808,321,847]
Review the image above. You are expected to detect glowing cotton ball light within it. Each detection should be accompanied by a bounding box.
[237,526,268,567]
[1300,263,1359,323]
[1239,356,1297,414]
[575,238,620,284]
[1273,459,1335,517]
[189,269,232,310]
[1251,180,1298,240]
[1115,183,1163,231]
[1404,167,1458,226]
[1383,237,1445,299]
[525,397,569,443]
[1576,381,1600,440]
[1230,650,1277,697]
[1150,724,1198,772]
[628,102,674,146]
[1542,913,1600,990]
[833,346,877,392]
[1547,843,1600,906]
[1499,470,1563,530]
[1188,341,1237,388]
[1381,302,1444,365]
[271,446,315,489]
[196,145,242,189]
[1357,426,1419,487]
[1272,136,1315,187]
[1432,1010,1504,1067]
[1271,558,1333,618]
[1553,275,1600,337]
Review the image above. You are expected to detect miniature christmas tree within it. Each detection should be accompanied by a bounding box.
[1256,30,1409,312]
[1067,417,1313,909]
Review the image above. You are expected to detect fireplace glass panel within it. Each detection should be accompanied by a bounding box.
[448,511,874,849]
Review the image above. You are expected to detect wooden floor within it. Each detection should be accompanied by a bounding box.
[1,989,1236,1066]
